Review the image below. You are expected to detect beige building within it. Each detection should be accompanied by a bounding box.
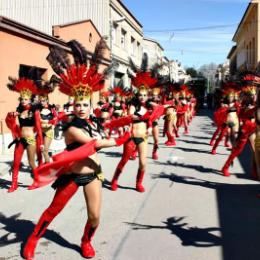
[0,0,143,86]
[229,1,259,73]
[0,16,110,134]
[142,37,164,68]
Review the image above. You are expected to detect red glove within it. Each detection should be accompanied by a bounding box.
[115,131,131,146]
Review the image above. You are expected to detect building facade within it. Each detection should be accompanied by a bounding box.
[0,0,143,86]
[142,37,164,68]
[0,16,110,133]
[228,1,259,74]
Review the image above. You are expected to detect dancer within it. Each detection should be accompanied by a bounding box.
[163,82,179,145]
[23,39,129,260]
[150,85,162,159]
[221,80,256,177]
[38,86,58,163]
[176,85,190,135]
[110,85,128,136]
[93,90,112,137]
[110,53,158,192]
[5,68,44,192]
[211,83,240,154]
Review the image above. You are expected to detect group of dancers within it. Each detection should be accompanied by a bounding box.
[6,38,260,259]
[6,37,260,259]
[4,38,197,259]
[209,73,260,180]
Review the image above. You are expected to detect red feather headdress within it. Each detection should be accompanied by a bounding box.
[7,67,51,98]
[47,39,115,101]
[128,53,158,91]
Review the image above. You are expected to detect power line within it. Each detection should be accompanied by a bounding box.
[144,23,239,33]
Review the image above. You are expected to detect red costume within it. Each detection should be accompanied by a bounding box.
[110,53,159,192]
[6,74,44,192]
[23,39,128,260]
[221,78,257,177]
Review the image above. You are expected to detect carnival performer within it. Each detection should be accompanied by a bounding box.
[37,88,58,164]
[110,53,159,192]
[63,96,75,115]
[176,85,190,135]
[5,68,44,193]
[209,93,230,147]
[163,82,179,145]
[255,75,260,183]
[110,85,128,136]
[150,85,162,159]
[211,83,241,155]
[23,39,130,260]
[221,74,258,177]
[93,90,112,137]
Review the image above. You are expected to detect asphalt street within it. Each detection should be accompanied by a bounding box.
[0,109,260,260]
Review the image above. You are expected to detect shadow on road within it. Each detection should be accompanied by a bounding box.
[152,173,260,260]
[153,161,221,175]
[0,178,28,190]
[3,161,31,173]
[102,179,136,191]
[0,213,81,257]
[178,139,211,146]
[126,216,221,247]
[99,151,122,158]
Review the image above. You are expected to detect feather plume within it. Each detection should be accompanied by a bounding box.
[128,57,138,73]
[140,52,148,72]
[67,40,88,65]
[7,77,17,90]
[150,63,161,78]
[47,45,70,74]
[103,61,119,79]
[90,38,107,69]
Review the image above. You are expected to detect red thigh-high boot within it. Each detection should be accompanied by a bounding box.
[224,133,231,148]
[152,142,159,160]
[23,180,78,260]
[136,168,145,192]
[162,119,167,137]
[27,168,40,190]
[211,126,228,155]
[111,140,136,191]
[165,131,176,146]
[210,126,221,146]
[130,146,138,160]
[81,222,98,258]
[174,127,180,138]
[184,118,189,135]
[221,136,248,176]
[8,142,25,193]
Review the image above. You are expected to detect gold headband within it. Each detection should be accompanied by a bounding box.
[20,89,32,98]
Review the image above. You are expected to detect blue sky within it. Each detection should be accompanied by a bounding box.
[122,0,250,68]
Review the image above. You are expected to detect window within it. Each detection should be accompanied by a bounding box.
[249,41,252,66]
[89,33,92,43]
[121,29,127,49]
[246,45,249,63]
[112,23,118,45]
[131,37,135,56]
[253,37,256,66]
[19,64,47,80]
[137,41,141,57]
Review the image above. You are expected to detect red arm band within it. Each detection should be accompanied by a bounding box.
[35,110,43,146]
[5,112,20,139]
[48,108,58,125]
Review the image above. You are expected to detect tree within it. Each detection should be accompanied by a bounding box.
[186,67,198,78]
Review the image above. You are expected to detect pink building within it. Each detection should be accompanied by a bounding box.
[0,16,110,133]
